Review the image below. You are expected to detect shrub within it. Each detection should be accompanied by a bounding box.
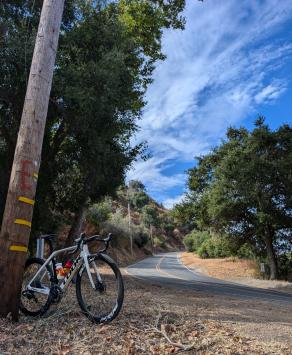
[129,191,149,210]
[197,240,210,258]
[237,243,256,259]
[164,222,174,235]
[184,229,238,258]
[87,199,112,228]
[153,236,165,248]
[183,230,210,252]
[183,234,195,252]
[134,231,149,248]
[141,205,160,228]
[100,210,129,247]
[197,238,234,258]
[128,180,145,191]
[277,253,292,281]
[161,215,175,236]
[102,210,150,250]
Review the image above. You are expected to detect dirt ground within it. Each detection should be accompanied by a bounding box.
[0,273,291,354]
[181,252,292,293]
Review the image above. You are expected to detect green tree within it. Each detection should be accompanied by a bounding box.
[183,230,210,252]
[142,205,160,228]
[128,180,146,192]
[129,191,150,210]
[160,213,175,236]
[127,180,149,209]
[179,119,292,279]
[0,0,186,244]
[170,200,196,231]
[86,198,112,228]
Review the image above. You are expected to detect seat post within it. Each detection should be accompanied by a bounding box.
[36,238,45,259]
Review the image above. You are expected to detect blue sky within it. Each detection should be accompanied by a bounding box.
[127,0,292,208]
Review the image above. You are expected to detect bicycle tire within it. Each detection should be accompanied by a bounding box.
[20,257,53,317]
[76,253,124,324]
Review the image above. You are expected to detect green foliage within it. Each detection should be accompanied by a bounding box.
[237,243,256,260]
[101,209,149,249]
[183,230,234,258]
[128,180,145,191]
[160,213,175,236]
[277,253,292,281]
[0,0,186,236]
[86,182,176,251]
[171,200,195,228]
[197,238,234,259]
[129,191,149,210]
[179,119,292,278]
[141,205,160,228]
[118,0,185,68]
[108,209,129,233]
[153,236,165,248]
[183,230,210,252]
[127,180,149,210]
[86,199,112,228]
[133,231,149,248]
[163,222,175,236]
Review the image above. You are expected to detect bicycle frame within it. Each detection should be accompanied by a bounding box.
[26,244,99,296]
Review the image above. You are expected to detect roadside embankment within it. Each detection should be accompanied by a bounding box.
[181,252,292,292]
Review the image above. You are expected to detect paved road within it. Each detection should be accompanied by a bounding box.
[126,252,292,304]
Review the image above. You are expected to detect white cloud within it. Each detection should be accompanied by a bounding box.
[163,194,186,209]
[127,155,186,196]
[255,83,287,104]
[128,0,292,204]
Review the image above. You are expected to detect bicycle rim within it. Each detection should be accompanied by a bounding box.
[76,254,124,323]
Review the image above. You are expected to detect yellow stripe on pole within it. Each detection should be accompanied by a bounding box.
[18,196,35,205]
[33,173,38,179]
[14,219,32,228]
[9,245,28,253]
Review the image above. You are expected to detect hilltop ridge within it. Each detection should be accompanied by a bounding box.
[83,181,184,265]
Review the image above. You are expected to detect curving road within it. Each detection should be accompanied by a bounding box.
[126,252,292,304]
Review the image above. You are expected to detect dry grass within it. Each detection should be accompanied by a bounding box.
[181,253,292,292]
[0,275,291,354]
[181,252,259,280]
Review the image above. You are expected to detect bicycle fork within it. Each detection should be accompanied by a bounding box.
[82,245,103,290]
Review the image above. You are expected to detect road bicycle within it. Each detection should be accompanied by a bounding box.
[20,233,124,324]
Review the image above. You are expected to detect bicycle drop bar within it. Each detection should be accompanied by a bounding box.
[85,233,112,253]
[69,233,112,255]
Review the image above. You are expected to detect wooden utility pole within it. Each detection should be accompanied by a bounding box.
[150,224,154,255]
[127,189,133,256]
[0,0,65,320]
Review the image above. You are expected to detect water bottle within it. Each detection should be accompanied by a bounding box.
[55,263,65,280]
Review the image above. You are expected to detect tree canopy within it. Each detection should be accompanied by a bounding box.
[174,118,292,279]
[0,0,186,241]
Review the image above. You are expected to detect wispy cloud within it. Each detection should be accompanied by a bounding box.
[254,82,287,104]
[128,0,292,208]
[127,156,187,201]
[163,194,186,209]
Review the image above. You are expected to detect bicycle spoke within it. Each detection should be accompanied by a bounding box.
[76,254,123,323]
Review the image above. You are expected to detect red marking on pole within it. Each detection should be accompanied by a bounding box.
[20,160,33,191]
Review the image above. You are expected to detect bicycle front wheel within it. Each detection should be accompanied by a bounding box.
[76,253,124,324]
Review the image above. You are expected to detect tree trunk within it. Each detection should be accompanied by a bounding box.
[64,203,87,249]
[264,233,278,280]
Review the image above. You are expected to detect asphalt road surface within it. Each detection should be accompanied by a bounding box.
[126,252,292,304]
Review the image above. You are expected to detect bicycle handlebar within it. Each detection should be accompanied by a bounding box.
[69,232,112,255]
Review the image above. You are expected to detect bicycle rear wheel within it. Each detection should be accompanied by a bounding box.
[76,253,124,324]
[20,257,53,317]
